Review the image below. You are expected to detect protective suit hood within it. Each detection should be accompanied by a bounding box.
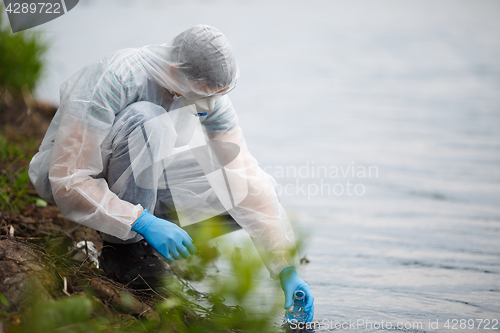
[138,25,239,100]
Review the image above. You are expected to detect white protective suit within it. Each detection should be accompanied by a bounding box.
[29,25,298,279]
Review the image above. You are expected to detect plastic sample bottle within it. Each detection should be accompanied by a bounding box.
[284,290,307,324]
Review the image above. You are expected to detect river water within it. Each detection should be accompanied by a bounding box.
[27,0,500,331]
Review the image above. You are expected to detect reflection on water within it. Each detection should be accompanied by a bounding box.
[34,0,500,331]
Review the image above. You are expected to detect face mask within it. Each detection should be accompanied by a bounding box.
[174,95,217,117]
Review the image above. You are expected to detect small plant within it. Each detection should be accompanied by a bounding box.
[14,295,96,333]
[0,6,48,97]
[7,222,287,333]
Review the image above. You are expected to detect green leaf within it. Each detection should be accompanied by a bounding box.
[0,294,9,307]
[15,170,30,188]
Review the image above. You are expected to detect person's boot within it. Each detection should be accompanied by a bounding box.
[99,240,172,289]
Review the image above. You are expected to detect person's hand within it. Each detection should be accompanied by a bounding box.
[131,210,195,261]
[280,266,314,322]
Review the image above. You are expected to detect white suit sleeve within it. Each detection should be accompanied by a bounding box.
[48,59,143,240]
[203,97,299,279]
[208,127,299,279]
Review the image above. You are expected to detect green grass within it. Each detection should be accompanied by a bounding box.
[0,133,27,163]
[0,168,33,213]
[0,134,36,212]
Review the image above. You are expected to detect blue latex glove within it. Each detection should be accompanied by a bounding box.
[280,266,314,323]
[131,210,195,262]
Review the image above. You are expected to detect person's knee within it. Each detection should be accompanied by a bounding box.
[120,101,166,127]
[109,101,168,144]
